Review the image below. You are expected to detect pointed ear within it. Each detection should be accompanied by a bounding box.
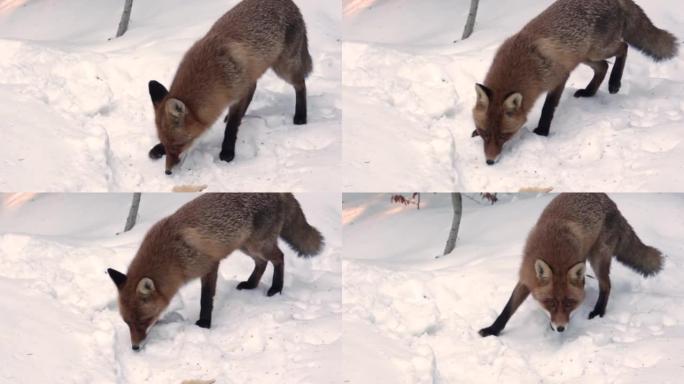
[137,277,156,298]
[149,80,169,106]
[107,268,127,289]
[568,262,586,285]
[475,83,491,108]
[534,259,552,283]
[165,98,187,120]
[503,92,523,113]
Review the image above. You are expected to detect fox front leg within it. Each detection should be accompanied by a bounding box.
[196,263,219,329]
[533,75,569,136]
[479,282,530,337]
[588,250,612,319]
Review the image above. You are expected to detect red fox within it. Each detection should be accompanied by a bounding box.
[107,193,323,350]
[472,0,678,165]
[479,193,663,336]
[147,0,313,174]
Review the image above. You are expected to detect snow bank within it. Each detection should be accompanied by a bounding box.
[0,193,341,383]
[343,193,684,383]
[343,0,684,192]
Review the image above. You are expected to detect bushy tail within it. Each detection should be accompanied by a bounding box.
[280,194,323,257]
[619,0,678,61]
[612,209,663,277]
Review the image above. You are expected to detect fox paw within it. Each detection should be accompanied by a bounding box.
[267,286,282,297]
[478,326,501,337]
[195,318,211,329]
[588,309,605,319]
[609,81,621,94]
[219,150,235,163]
[533,127,549,136]
[149,144,165,159]
[293,114,307,125]
[573,89,596,98]
[471,129,479,138]
[236,281,257,290]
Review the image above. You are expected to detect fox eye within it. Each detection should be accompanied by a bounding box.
[563,299,576,310]
[544,299,557,309]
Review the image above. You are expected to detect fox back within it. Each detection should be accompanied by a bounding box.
[149,0,312,172]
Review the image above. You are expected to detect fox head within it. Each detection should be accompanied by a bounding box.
[472,83,527,165]
[148,80,205,175]
[107,268,169,351]
[530,259,586,333]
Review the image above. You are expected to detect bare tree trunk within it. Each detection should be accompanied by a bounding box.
[462,0,480,40]
[123,193,142,232]
[443,193,462,255]
[116,0,134,38]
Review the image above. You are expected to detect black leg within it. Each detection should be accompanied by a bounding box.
[589,255,612,319]
[148,143,165,159]
[236,258,267,290]
[479,282,530,337]
[267,248,285,297]
[534,76,569,136]
[220,83,256,163]
[609,43,628,94]
[196,263,219,329]
[574,60,608,98]
[293,81,307,125]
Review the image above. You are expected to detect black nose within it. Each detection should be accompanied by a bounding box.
[557,326,565,332]
[132,345,140,351]
[486,160,495,165]
[165,170,172,175]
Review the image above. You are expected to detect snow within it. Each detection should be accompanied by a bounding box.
[0,193,341,383]
[342,193,684,383]
[343,0,684,192]
[0,0,341,192]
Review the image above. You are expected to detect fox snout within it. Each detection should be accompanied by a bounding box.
[165,152,181,175]
[550,320,568,333]
[484,141,503,165]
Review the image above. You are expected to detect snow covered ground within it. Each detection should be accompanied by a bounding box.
[0,193,341,383]
[343,193,684,383]
[0,0,341,192]
[343,0,684,192]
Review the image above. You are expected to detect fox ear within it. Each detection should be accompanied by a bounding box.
[137,277,156,297]
[149,80,169,106]
[568,262,586,286]
[534,259,552,282]
[165,98,187,121]
[107,268,127,289]
[503,92,523,113]
[475,83,491,108]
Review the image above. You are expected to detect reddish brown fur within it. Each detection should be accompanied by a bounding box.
[472,0,677,164]
[107,193,323,349]
[149,0,313,173]
[479,193,663,337]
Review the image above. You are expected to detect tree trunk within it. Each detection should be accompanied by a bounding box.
[462,0,479,40]
[123,193,142,232]
[116,0,134,38]
[443,193,462,255]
